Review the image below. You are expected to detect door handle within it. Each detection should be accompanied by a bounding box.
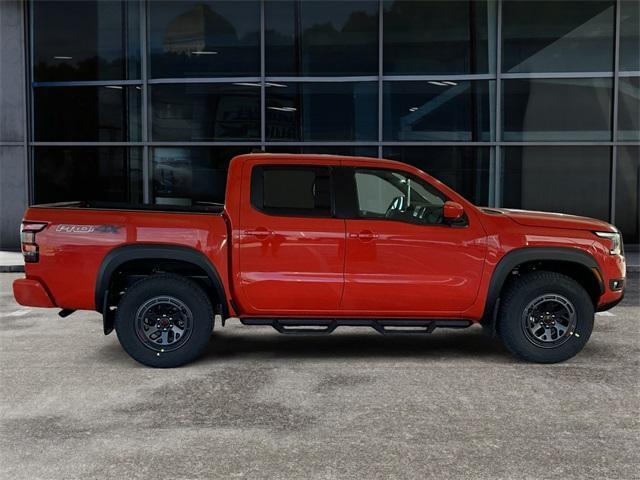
[349,230,378,242]
[244,227,272,240]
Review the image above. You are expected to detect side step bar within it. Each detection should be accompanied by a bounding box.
[239,318,472,335]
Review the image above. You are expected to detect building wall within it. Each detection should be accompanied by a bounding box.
[0,0,639,250]
[0,0,27,250]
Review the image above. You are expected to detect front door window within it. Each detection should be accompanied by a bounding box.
[354,169,446,225]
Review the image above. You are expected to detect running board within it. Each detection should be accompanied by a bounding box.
[239,318,472,335]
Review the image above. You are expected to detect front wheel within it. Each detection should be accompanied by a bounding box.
[498,271,594,363]
[115,274,213,368]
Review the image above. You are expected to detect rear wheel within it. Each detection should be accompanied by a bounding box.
[115,274,213,367]
[498,271,594,363]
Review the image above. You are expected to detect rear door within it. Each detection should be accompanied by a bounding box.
[341,167,486,316]
[236,161,346,315]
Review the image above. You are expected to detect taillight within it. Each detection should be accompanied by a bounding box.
[20,222,47,263]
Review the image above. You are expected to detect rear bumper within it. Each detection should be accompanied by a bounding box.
[13,278,55,308]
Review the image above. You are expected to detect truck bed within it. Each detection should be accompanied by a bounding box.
[22,203,230,311]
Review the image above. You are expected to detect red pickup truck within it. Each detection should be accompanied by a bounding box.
[13,154,626,367]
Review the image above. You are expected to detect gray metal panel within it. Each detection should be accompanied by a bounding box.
[32,80,143,87]
[0,0,26,143]
[0,0,27,250]
[141,0,149,204]
[377,0,383,158]
[501,72,615,79]
[0,146,27,250]
[494,0,503,208]
[260,0,266,148]
[611,0,622,223]
[382,74,496,81]
[148,77,262,84]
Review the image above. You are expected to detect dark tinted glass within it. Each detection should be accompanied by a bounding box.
[620,0,640,71]
[502,1,614,73]
[266,1,378,75]
[265,169,328,209]
[266,146,378,157]
[383,0,494,74]
[501,147,610,221]
[383,81,493,141]
[151,83,260,141]
[33,147,142,204]
[253,167,332,216]
[34,86,141,142]
[266,82,377,141]
[383,146,493,206]
[502,78,612,141]
[615,147,639,244]
[33,0,140,81]
[148,1,260,78]
[618,77,640,141]
[152,146,255,206]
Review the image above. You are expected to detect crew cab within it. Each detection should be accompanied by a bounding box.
[13,154,626,367]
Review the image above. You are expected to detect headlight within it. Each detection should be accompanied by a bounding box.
[595,231,622,255]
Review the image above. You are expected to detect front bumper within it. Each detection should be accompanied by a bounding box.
[13,278,55,308]
[596,290,625,312]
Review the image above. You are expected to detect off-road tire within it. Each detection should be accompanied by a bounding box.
[498,271,594,363]
[115,274,213,368]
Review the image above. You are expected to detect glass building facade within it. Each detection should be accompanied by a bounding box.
[10,0,640,244]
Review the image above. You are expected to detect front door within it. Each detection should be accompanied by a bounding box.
[341,167,487,316]
[237,162,346,315]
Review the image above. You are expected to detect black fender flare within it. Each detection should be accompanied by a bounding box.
[95,244,228,334]
[481,247,604,332]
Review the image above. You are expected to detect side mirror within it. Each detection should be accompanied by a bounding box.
[443,201,465,222]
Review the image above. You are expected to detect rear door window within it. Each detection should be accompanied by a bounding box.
[251,166,332,216]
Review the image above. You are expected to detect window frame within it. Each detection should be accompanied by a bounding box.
[250,164,336,218]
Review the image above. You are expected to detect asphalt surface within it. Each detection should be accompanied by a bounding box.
[0,273,638,480]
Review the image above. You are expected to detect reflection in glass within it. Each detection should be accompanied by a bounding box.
[615,147,639,244]
[151,84,260,141]
[618,77,640,141]
[266,146,378,157]
[149,1,260,78]
[34,147,142,204]
[383,0,495,74]
[354,169,446,225]
[502,1,614,73]
[384,81,493,141]
[502,78,612,141]
[266,1,378,75]
[501,147,610,221]
[266,82,377,141]
[383,146,493,206]
[620,0,640,71]
[34,86,141,142]
[33,0,140,81]
[152,146,255,206]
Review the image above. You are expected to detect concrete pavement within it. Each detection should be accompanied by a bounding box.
[0,272,638,479]
[0,251,22,272]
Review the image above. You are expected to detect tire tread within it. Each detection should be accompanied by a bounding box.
[115,274,214,368]
[498,270,594,363]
